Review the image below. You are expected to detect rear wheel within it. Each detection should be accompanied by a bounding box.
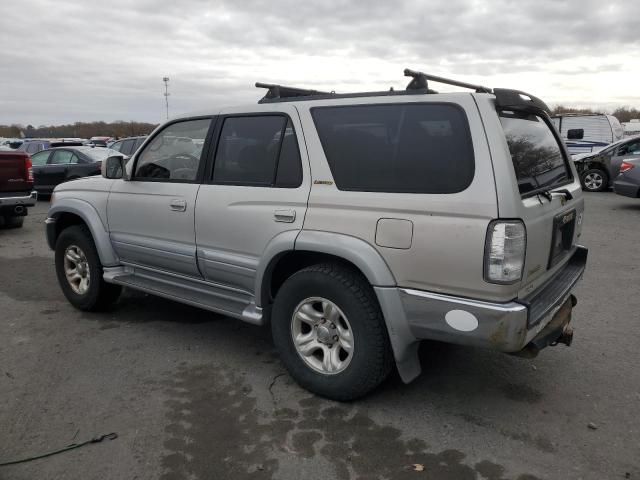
[581,168,608,192]
[55,225,122,311]
[272,263,393,401]
[0,216,24,229]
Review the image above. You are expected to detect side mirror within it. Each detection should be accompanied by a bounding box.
[101,155,125,179]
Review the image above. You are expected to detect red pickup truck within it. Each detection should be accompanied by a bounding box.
[0,150,38,228]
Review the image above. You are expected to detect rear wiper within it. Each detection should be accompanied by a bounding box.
[538,188,573,202]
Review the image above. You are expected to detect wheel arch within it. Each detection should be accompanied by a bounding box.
[48,199,119,266]
[256,230,396,308]
[256,231,421,384]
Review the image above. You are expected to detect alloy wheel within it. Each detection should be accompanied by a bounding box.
[290,297,354,375]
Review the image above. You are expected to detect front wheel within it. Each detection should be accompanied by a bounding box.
[55,225,122,311]
[271,264,393,401]
[581,168,608,192]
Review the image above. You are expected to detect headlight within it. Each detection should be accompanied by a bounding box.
[484,220,526,284]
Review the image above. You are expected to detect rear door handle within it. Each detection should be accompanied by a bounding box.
[274,209,296,223]
[169,199,187,212]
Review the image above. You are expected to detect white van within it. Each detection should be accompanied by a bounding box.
[552,114,624,156]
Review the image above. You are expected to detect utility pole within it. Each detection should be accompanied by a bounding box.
[163,77,170,120]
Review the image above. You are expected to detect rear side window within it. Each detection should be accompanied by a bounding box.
[213,116,302,187]
[30,151,49,166]
[121,139,136,155]
[499,112,571,195]
[311,103,474,193]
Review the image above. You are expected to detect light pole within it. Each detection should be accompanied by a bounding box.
[163,77,170,120]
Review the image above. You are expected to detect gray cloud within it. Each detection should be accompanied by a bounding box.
[1,0,638,125]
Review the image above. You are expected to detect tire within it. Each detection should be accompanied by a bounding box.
[54,225,122,311]
[581,168,608,192]
[272,263,393,401]
[0,216,24,229]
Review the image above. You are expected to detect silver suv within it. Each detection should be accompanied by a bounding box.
[46,69,588,400]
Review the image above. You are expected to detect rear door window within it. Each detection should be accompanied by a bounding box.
[499,112,571,196]
[311,103,474,193]
[212,116,302,187]
[49,150,78,164]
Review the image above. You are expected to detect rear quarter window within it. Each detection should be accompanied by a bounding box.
[311,103,475,194]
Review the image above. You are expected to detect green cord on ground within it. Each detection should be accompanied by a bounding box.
[0,433,118,467]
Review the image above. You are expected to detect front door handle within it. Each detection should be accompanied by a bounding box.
[169,199,187,212]
[274,209,296,223]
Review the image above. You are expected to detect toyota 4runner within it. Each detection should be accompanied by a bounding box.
[46,69,587,400]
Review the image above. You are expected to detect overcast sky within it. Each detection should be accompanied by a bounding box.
[1,0,638,126]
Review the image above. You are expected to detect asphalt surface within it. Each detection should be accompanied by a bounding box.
[0,192,638,480]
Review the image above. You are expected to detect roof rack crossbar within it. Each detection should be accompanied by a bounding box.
[404,68,492,93]
[256,82,332,103]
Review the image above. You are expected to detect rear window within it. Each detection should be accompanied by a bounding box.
[311,103,474,193]
[500,112,571,195]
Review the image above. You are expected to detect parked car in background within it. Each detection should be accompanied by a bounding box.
[17,139,84,154]
[0,150,37,228]
[614,159,640,199]
[551,114,624,156]
[1,138,23,149]
[573,135,640,192]
[86,136,113,147]
[30,146,122,195]
[109,136,147,156]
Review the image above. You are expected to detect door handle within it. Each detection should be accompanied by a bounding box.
[169,199,187,212]
[274,209,296,223]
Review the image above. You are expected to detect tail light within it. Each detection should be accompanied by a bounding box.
[620,161,635,174]
[25,156,34,183]
[484,220,527,284]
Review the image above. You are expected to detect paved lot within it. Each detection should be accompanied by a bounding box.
[0,192,638,480]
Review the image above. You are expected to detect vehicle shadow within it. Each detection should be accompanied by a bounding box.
[81,290,558,479]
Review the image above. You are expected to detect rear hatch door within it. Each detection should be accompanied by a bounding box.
[474,92,585,300]
[497,109,584,298]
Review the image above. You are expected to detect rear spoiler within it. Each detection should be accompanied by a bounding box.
[493,88,551,116]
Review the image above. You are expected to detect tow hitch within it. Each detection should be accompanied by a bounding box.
[514,295,576,358]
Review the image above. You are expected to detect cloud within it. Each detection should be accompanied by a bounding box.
[1,0,638,125]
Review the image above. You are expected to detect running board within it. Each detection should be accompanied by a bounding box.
[103,266,264,325]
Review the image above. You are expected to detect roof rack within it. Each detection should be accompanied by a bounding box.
[404,68,492,93]
[255,69,549,115]
[256,82,332,103]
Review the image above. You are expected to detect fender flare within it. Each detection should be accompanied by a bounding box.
[48,199,119,266]
[256,230,421,383]
[294,230,397,286]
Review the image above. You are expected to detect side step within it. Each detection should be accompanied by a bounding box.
[103,266,264,325]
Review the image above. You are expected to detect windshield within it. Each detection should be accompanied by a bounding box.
[500,112,571,195]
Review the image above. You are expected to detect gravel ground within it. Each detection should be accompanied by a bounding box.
[0,192,638,480]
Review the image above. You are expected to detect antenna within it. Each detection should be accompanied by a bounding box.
[162,77,170,119]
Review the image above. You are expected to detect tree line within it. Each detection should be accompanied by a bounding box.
[0,121,158,139]
[2,106,639,140]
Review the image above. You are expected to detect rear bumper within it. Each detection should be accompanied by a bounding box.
[0,190,37,207]
[613,179,640,198]
[0,191,37,215]
[397,246,588,353]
